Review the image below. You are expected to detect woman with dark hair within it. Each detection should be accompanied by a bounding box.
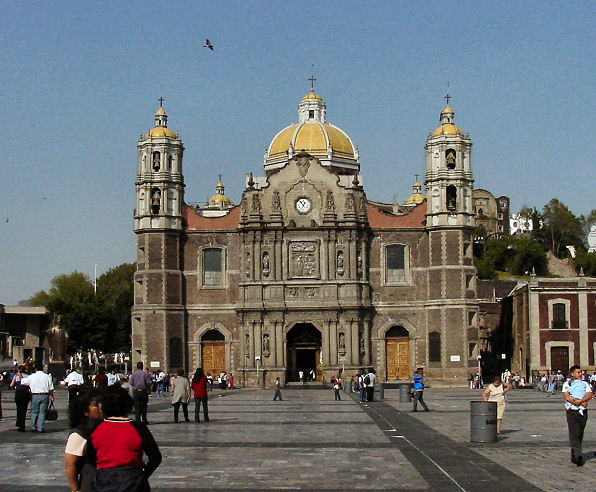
[90,386,161,492]
[483,374,511,437]
[191,368,209,423]
[64,388,104,492]
[170,369,191,423]
[9,366,30,432]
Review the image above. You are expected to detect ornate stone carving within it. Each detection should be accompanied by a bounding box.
[296,153,311,177]
[336,251,344,276]
[262,333,270,355]
[287,286,319,298]
[289,241,319,278]
[326,191,335,212]
[245,252,251,278]
[251,193,261,213]
[262,252,270,277]
[345,194,355,212]
[272,191,281,212]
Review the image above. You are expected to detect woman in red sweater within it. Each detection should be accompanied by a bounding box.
[90,386,161,491]
[191,368,209,423]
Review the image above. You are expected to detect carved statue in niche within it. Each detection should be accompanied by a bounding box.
[326,191,335,212]
[359,196,367,217]
[151,189,161,214]
[346,194,355,211]
[336,252,344,276]
[245,253,251,278]
[296,153,311,177]
[262,334,270,354]
[356,251,363,275]
[240,197,247,216]
[359,336,365,355]
[272,192,281,212]
[262,252,270,277]
[338,332,345,350]
[446,149,456,169]
[245,334,250,357]
[252,193,261,212]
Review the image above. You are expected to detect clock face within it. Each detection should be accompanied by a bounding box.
[296,197,311,214]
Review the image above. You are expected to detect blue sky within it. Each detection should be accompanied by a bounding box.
[1,1,595,304]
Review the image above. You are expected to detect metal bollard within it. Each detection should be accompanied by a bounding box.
[399,383,412,402]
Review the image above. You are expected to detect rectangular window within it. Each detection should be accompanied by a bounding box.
[429,332,441,362]
[169,337,182,367]
[386,245,406,283]
[203,249,223,286]
[552,303,567,329]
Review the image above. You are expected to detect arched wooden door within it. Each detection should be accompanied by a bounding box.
[385,326,410,380]
[200,329,225,377]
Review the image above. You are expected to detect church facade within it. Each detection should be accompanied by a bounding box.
[132,89,479,386]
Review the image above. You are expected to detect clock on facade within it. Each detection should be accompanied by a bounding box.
[295,197,311,214]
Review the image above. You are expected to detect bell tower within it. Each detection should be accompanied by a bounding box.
[132,100,186,372]
[424,96,474,228]
[423,96,478,381]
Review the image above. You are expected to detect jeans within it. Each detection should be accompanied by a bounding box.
[31,394,50,431]
[273,390,283,401]
[173,401,189,422]
[567,409,588,460]
[194,396,209,422]
[359,387,366,402]
[133,389,149,423]
[15,390,31,430]
[413,390,429,411]
[334,389,341,400]
[157,382,165,396]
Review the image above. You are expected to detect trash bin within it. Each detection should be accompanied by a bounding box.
[373,383,384,401]
[470,401,497,443]
[399,383,412,403]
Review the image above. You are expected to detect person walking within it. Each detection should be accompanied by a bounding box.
[171,369,191,423]
[273,377,283,401]
[10,366,31,432]
[64,367,84,402]
[129,362,152,424]
[333,376,342,401]
[482,375,510,436]
[358,372,367,403]
[563,365,593,466]
[20,363,55,432]
[191,368,209,423]
[412,368,430,412]
[366,369,376,402]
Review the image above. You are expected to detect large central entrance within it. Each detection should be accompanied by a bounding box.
[286,323,321,382]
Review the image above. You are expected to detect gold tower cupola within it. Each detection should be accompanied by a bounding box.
[145,100,177,139]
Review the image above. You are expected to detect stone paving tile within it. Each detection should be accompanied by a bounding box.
[385,387,596,492]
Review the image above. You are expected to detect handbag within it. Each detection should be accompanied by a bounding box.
[46,401,58,421]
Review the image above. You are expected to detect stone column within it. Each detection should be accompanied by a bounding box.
[275,320,283,367]
[330,320,338,365]
[364,319,371,366]
[579,287,588,367]
[349,231,357,279]
[322,320,330,365]
[350,319,358,364]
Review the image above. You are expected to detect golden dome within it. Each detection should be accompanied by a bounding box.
[145,126,177,139]
[155,107,166,115]
[301,91,323,101]
[209,193,232,205]
[432,123,464,137]
[404,192,425,205]
[267,122,356,161]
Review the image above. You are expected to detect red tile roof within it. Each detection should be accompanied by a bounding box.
[183,204,240,231]
[367,201,426,229]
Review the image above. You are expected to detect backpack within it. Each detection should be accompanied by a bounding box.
[364,375,370,385]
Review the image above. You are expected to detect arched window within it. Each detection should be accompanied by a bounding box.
[152,151,161,171]
[386,245,406,284]
[150,188,161,215]
[447,185,457,211]
[429,332,441,362]
[203,248,223,286]
[386,326,409,338]
[168,155,173,171]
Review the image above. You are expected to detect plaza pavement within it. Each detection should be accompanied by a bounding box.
[0,385,594,491]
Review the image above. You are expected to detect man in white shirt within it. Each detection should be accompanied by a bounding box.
[366,368,376,402]
[64,368,84,402]
[21,364,54,432]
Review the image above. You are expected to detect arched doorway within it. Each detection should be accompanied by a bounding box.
[201,329,225,378]
[286,323,321,382]
[386,326,410,380]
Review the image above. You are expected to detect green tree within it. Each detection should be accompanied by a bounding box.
[95,263,136,353]
[474,236,547,278]
[574,250,596,276]
[30,264,135,353]
[540,199,584,257]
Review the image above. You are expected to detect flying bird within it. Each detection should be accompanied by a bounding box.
[203,39,214,51]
